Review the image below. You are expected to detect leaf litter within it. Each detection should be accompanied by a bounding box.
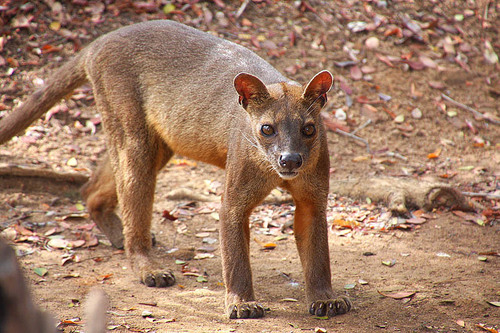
[0,0,499,331]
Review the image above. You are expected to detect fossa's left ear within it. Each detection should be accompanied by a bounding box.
[302,70,333,106]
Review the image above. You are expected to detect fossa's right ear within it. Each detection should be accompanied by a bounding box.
[234,73,271,109]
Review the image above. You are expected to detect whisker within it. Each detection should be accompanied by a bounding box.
[305,94,324,116]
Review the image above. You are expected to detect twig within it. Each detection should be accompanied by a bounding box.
[441,93,500,125]
[351,119,372,135]
[1,213,31,228]
[335,129,371,153]
[384,151,408,161]
[462,192,500,200]
[235,0,251,19]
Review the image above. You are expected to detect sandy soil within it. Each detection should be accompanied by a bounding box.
[0,1,499,332]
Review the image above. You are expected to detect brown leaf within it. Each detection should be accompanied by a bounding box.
[350,65,362,80]
[405,217,426,224]
[476,323,498,333]
[76,223,95,231]
[428,81,446,90]
[41,44,62,54]
[339,81,353,95]
[82,232,99,247]
[332,219,359,229]
[378,290,416,299]
[427,148,442,159]
[11,15,33,28]
[403,60,425,70]
[14,224,33,236]
[356,96,383,104]
[212,0,225,7]
[360,65,376,74]
[384,26,403,38]
[98,273,113,281]
[254,237,276,250]
[361,104,384,122]
[419,55,437,68]
[162,209,177,221]
[69,239,86,248]
[376,53,394,67]
[321,113,350,132]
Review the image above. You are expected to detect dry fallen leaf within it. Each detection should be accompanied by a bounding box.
[476,323,498,333]
[350,65,363,80]
[332,219,359,229]
[427,148,442,159]
[378,290,416,299]
[254,237,277,250]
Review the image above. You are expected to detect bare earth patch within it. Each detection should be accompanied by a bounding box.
[0,1,499,332]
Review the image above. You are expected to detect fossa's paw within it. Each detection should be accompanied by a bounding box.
[141,270,176,288]
[228,302,265,319]
[309,296,352,317]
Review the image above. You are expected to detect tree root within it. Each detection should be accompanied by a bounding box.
[330,177,476,214]
[0,163,89,184]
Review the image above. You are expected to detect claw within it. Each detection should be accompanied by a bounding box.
[310,297,352,317]
[142,271,176,288]
[144,274,156,287]
[227,302,265,319]
[228,305,238,319]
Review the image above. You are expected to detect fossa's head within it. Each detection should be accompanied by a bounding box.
[234,71,332,180]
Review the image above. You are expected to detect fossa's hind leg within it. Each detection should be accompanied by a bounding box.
[81,156,124,249]
[89,68,174,287]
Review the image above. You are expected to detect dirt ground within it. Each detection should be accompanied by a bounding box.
[0,1,499,332]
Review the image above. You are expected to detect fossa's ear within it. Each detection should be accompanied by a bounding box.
[234,73,271,109]
[302,70,333,107]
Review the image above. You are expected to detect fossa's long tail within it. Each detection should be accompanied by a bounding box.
[0,50,88,144]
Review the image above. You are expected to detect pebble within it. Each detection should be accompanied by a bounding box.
[365,36,380,49]
[411,108,422,119]
[335,108,347,121]
[394,114,405,123]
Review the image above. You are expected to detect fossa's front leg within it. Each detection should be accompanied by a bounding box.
[287,174,352,317]
[219,163,276,319]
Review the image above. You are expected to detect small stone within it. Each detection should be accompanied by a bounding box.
[411,108,422,119]
[335,108,347,121]
[67,157,78,167]
[141,310,153,318]
[365,36,379,50]
[394,114,405,123]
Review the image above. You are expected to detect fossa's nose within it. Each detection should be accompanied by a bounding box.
[279,153,302,171]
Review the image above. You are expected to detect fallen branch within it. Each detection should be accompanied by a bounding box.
[383,151,408,161]
[335,129,371,153]
[235,0,251,19]
[462,192,500,200]
[0,163,89,184]
[351,119,372,135]
[441,93,500,125]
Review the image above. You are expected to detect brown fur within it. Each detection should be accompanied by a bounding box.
[0,20,351,318]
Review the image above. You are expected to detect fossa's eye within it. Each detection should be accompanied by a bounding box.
[302,124,316,137]
[261,124,275,137]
